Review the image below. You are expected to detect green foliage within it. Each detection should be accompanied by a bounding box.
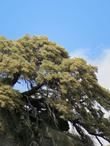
[0,84,22,110]
[0,35,110,146]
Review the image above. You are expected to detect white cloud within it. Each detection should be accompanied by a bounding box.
[71,48,110,146]
[70,48,90,60]
[71,48,110,90]
[96,50,110,90]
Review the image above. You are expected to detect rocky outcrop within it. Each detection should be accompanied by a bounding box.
[0,109,89,146]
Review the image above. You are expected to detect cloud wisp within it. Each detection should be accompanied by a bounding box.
[70,48,110,146]
[71,48,110,90]
[96,50,110,90]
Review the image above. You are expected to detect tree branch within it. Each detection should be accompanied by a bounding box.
[22,83,44,96]
[95,136,103,146]
[75,121,110,144]
[11,72,20,86]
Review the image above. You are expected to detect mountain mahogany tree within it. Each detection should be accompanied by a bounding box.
[0,35,110,146]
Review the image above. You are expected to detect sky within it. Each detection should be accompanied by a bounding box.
[0,1,110,87]
[0,0,110,87]
[0,1,110,145]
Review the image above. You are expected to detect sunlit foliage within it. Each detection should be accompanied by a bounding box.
[0,35,110,146]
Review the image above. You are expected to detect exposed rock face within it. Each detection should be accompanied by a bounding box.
[0,109,76,146]
[0,109,21,146]
[0,109,93,146]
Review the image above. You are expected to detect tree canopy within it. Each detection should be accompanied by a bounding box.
[0,35,110,146]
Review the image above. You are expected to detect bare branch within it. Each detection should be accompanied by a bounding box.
[95,136,103,146]
[11,72,20,86]
[22,83,44,96]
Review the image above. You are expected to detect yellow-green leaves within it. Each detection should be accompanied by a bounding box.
[0,35,110,145]
[49,99,73,120]
[0,84,21,110]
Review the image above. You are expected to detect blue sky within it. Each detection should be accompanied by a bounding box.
[0,0,110,58]
[0,0,110,91]
[1,2,110,144]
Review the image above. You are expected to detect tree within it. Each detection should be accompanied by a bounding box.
[0,35,110,146]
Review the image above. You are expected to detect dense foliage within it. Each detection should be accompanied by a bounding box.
[0,35,110,146]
